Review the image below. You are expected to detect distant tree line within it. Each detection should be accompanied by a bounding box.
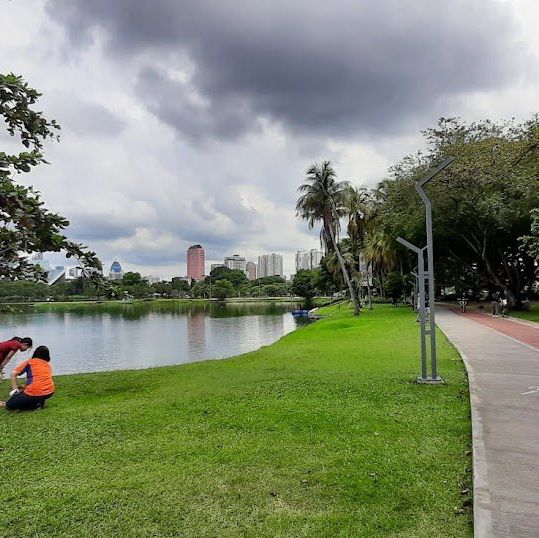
[189,266,293,300]
[0,267,325,303]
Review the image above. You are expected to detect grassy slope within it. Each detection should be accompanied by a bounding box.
[0,304,472,537]
[510,302,539,323]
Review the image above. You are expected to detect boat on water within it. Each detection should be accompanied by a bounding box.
[291,308,321,319]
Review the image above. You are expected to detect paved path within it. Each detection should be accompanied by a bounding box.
[436,308,539,537]
[451,308,539,349]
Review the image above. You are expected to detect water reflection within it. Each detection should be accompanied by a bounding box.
[187,310,207,358]
[1,301,304,375]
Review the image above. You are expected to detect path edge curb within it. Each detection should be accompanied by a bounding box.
[437,319,493,538]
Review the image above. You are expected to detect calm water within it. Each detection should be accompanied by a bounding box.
[1,301,305,375]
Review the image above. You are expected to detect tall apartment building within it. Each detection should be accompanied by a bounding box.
[309,249,323,268]
[187,244,205,281]
[257,253,283,278]
[245,261,257,280]
[224,254,246,272]
[295,249,323,271]
[295,250,311,271]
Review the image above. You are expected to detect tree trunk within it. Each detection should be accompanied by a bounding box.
[379,269,385,298]
[366,262,373,310]
[326,222,360,315]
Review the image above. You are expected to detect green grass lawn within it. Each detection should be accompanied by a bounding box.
[510,301,539,323]
[0,304,472,537]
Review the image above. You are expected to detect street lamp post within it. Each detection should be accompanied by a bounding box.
[397,157,454,384]
[397,238,428,380]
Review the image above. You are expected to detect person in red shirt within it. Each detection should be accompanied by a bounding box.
[1,345,55,411]
[0,337,33,379]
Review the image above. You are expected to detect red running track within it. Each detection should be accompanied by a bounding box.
[449,307,539,349]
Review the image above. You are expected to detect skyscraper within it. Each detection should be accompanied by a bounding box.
[309,249,323,268]
[246,261,257,280]
[295,249,322,271]
[187,244,205,281]
[109,260,124,280]
[257,253,284,278]
[224,254,246,272]
[295,250,311,271]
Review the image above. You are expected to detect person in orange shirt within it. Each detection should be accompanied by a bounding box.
[1,346,55,411]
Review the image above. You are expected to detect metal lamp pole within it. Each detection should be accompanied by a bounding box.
[415,157,454,381]
[397,238,428,380]
[398,157,454,384]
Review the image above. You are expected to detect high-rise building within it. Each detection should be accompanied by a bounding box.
[47,266,66,286]
[246,261,257,280]
[210,263,225,273]
[309,249,323,268]
[295,249,323,271]
[295,250,311,271]
[224,254,246,272]
[109,260,124,280]
[187,244,205,281]
[257,253,284,278]
[68,267,84,279]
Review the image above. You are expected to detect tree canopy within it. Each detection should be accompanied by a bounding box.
[0,74,101,280]
[376,117,539,305]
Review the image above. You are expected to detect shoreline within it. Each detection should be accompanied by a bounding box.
[1,297,310,308]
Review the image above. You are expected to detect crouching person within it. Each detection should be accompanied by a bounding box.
[2,346,55,411]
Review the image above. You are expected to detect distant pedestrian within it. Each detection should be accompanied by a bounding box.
[501,295,508,317]
[491,291,501,317]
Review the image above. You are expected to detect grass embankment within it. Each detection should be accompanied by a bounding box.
[510,301,539,323]
[0,304,472,537]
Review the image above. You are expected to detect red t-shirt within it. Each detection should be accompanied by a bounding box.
[0,340,22,361]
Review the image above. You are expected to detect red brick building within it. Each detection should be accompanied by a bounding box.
[187,244,205,281]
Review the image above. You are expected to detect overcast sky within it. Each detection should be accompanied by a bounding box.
[1,0,538,277]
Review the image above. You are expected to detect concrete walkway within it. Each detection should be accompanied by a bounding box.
[436,308,539,537]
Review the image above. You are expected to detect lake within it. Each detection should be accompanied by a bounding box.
[1,301,306,376]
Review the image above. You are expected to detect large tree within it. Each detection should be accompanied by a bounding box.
[291,269,319,308]
[519,208,539,265]
[377,117,539,307]
[0,74,101,280]
[296,161,360,315]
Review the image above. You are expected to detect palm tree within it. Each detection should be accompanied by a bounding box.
[364,229,396,297]
[345,185,370,249]
[323,242,356,288]
[296,161,360,315]
[344,185,372,308]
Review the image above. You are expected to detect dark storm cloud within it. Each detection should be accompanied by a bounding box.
[46,0,525,142]
[136,67,255,143]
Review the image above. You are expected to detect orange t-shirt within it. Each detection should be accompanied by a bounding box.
[13,358,55,397]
